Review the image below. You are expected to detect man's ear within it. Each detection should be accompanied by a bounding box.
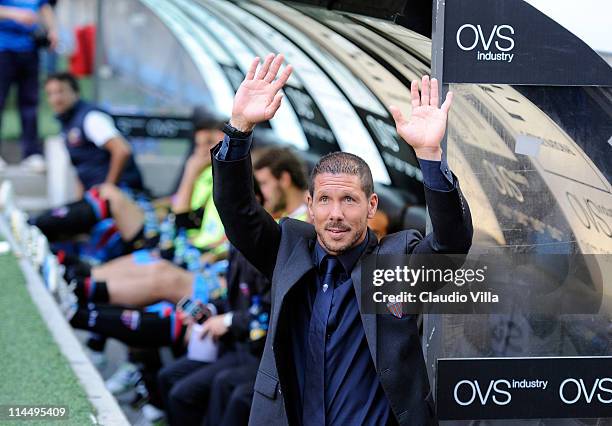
[280,171,292,189]
[306,193,315,221]
[367,193,378,219]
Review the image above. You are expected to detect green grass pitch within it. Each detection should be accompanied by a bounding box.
[0,248,96,425]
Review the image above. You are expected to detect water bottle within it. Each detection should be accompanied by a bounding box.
[159,214,176,252]
[144,210,158,240]
[258,312,269,332]
[249,296,266,341]
[205,261,227,301]
[249,296,261,316]
[173,229,188,266]
[185,247,202,273]
[137,195,158,240]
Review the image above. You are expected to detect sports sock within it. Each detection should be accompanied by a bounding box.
[70,304,187,348]
[74,277,109,305]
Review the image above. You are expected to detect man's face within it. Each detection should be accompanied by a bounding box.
[45,80,79,114]
[194,129,223,155]
[254,167,286,215]
[307,173,377,255]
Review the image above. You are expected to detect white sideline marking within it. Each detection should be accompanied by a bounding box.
[0,217,129,426]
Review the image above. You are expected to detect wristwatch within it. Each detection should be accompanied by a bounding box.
[222,122,252,138]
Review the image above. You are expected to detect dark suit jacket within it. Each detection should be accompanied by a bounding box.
[212,147,473,426]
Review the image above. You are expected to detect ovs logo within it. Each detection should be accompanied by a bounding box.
[559,378,612,404]
[456,24,515,52]
[453,379,512,406]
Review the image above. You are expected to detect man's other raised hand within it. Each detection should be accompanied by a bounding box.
[389,76,453,161]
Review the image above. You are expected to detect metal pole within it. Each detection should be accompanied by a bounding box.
[427,0,449,235]
[423,0,448,394]
[431,0,448,157]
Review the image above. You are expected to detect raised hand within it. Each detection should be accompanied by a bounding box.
[389,76,453,161]
[230,53,293,133]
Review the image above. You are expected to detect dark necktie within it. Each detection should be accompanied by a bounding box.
[303,256,339,426]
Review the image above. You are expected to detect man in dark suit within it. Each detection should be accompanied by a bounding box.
[212,53,473,426]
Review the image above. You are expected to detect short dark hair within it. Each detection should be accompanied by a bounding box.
[45,72,80,93]
[192,105,226,131]
[309,151,374,197]
[253,147,308,191]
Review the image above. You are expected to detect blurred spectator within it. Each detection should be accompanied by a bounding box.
[0,0,57,172]
[45,72,144,192]
[170,105,226,195]
[253,146,309,221]
[31,73,146,245]
[369,209,390,240]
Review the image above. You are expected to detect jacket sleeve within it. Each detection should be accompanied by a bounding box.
[410,173,473,255]
[211,142,281,281]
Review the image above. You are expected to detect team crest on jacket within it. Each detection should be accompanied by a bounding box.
[67,128,83,146]
[121,310,141,330]
[387,301,403,318]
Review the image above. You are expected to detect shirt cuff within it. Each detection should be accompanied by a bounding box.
[215,133,253,161]
[417,158,454,191]
[223,312,234,327]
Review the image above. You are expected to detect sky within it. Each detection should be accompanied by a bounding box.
[525,0,612,53]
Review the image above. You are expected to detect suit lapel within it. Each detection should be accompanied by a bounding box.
[352,230,379,368]
[277,237,315,298]
[273,236,315,333]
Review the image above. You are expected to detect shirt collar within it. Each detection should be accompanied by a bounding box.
[314,231,369,274]
[288,203,308,220]
[278,203,308,221]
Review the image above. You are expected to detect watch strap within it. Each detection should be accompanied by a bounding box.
[222,122,252,139]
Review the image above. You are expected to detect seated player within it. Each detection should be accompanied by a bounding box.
[71,179,273,423]
[33,72,146,243]
[65,146,310,309]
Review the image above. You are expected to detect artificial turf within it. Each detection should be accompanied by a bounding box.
[0,247,96,425]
